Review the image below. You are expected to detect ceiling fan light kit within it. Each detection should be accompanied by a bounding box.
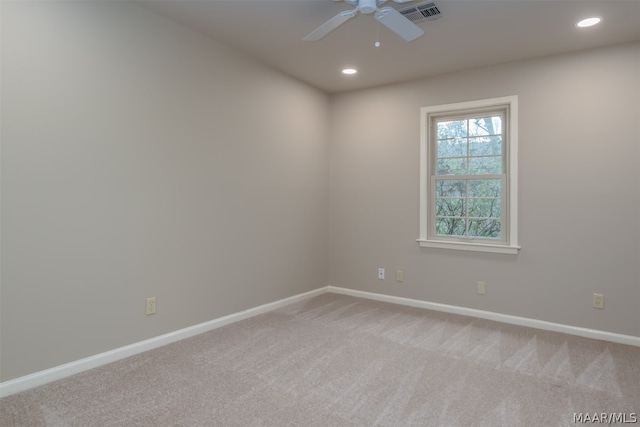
[304,0,425,42]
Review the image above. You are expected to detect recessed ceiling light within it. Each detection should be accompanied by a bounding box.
[576,17,601,28]
[342,68,357,75]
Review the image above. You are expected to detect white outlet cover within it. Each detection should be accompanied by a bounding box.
[477,281,486,295]
[146,297,157,315]
[593,293,604,309]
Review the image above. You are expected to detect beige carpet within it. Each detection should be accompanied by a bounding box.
[1,293,639,426]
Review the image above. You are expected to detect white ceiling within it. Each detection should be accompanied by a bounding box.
[141,0,640,93]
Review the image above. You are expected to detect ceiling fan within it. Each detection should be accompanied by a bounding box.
[304,0,424,42]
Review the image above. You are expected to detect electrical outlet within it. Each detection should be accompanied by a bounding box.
[592,293,604,309]
[396,270,404,282]
[477,281,486,295]
[146,297,156,315]
[378,268,385,280]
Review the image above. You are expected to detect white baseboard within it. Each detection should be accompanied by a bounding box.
[328,286,640,347]
[0,287,327,398]
[3,285,639,398]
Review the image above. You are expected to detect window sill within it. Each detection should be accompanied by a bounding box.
[417,239,520,254]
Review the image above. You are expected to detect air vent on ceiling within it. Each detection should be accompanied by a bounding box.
[398,1,442,24]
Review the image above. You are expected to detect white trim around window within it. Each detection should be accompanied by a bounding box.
[418,96,520,254]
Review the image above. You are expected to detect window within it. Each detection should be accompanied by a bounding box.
[419,96,519,254]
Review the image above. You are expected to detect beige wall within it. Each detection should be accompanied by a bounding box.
[1,1,329,381]
[329,43,640,337]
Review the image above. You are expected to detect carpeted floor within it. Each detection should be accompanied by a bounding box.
[1,293,639,426]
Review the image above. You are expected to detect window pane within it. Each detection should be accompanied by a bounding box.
[436,198,465,217]
[437,120,467,139]
[468,219,501,238]
[437,158,467,175]
[468,179,501,198]
[468,156,501,174]
[468,198,501,218]
[468,116,502,136]
[469,136,502,156]
[436,217,466,236]
[435,180,466,197]
[437,138,466,158]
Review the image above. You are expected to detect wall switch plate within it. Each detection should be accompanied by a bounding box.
[146,297,157,315]
[378,268,385,280]
[593,293,604,309]
[477,281,486,295]
[396,270,404,282]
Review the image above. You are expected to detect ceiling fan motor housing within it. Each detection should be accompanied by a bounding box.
[359,0,379,14]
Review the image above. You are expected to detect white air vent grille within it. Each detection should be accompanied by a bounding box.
[398,2,441,24]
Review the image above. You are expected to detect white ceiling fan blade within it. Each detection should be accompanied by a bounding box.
[375,6,424,41]
[303,10,358,41]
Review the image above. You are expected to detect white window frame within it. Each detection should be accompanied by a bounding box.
[418,96,520,254]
